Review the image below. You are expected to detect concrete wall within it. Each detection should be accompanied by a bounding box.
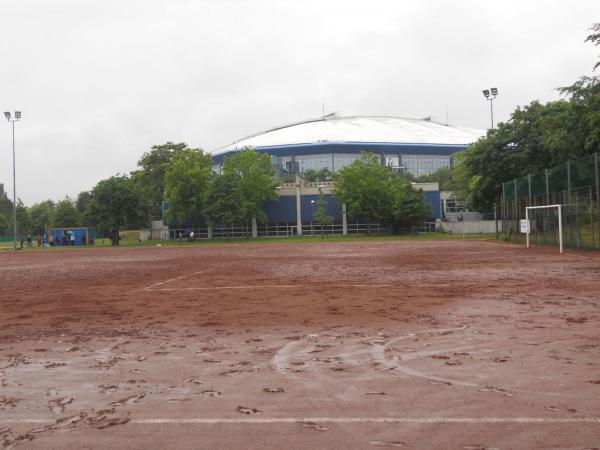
[438,220,502,234]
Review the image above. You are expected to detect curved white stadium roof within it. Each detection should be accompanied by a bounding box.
[212,114,485,155]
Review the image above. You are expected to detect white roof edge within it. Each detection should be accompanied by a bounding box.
[211,115,485,155]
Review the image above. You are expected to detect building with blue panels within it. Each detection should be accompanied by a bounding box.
[164,115,481,235]
[211,114,484,177]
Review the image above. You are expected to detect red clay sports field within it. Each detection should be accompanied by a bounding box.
[1,239,599,448]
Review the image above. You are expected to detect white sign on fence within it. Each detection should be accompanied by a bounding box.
[520,219,530,234]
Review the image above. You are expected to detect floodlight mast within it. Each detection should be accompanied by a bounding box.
[4,111,21,251]
[482,87,498,129]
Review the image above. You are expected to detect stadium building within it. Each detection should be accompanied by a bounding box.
[211,113,484,178]
[165,114,484,237]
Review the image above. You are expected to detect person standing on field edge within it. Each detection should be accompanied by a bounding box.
[35,233,41,246]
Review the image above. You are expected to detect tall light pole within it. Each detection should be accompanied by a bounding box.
[482,87,498,129]
[4,111,21,252]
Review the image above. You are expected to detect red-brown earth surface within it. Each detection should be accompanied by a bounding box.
[0,239,599,449]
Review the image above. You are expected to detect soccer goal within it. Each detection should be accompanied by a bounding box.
[524,205,563,253]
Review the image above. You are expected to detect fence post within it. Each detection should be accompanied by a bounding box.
[545,169,550,205]
[567,160,572,205]
[596,152,600,250]
[567,160,572,248]
[514,179,518,234]
[251,217,258,238]
[575,190,580,249]
[590,187,595,250]
[501,183,505,237]
[494,201,498,239]
[295,174,303,236]
[528,174,532,207]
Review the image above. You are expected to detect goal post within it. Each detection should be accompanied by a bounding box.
[525,205,563,253]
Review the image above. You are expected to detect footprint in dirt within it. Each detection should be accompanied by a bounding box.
[201,390,222,397]
[478,386,514,397]
[236,406,262,415]
[98,385,118,395]
[0,397,21,409]
[47,397,73,414]
[110,393,145,407]
[45,362,67,369]
[298,421,328,431]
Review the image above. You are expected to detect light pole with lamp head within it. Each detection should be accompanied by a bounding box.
[482,88,498,129]
[4,111,21,252]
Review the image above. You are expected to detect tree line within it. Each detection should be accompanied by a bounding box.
[0,145,433,240]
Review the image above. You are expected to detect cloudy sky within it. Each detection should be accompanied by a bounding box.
[1,0,598,204]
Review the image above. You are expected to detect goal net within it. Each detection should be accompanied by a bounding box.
[525,205,563,253]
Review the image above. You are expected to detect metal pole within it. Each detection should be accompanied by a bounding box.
[295,174,302,236]
[590,187,594,250]
[567,160,571,248]
[501,183,505,237]
[596,152,600,250]
[494,201,498,239]
[558,205,563,253]
[12,120,17,252]
[514,179,518,234]
[545,169,550,205]
[490,98,494,130]
[526,207,529,248]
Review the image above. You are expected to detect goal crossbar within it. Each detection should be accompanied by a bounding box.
[525,204,563,253]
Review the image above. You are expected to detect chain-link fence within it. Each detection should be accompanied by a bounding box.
[502,152,600,250]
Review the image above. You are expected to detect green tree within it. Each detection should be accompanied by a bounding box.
[88,175,149,233]
[0,183,12,218]
[303,168,332,182]
[0,212,8,236]
[334,152,397,224]
[586,23,600,70]
[204,172,245,227]
[132,142,198,218]
[416,167,454,189]
[312,189,333,238]
[52,198,81,228]
[221,147,280,224]
[9,199,32,242]
[334,152,431,232]
[29,200,56,234]
[390,180,432,230]
[164,150,213,224]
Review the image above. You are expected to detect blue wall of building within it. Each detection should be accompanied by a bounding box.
[423,191,441,218]
[263,191,441,224]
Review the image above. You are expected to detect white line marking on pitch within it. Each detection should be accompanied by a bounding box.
[142,269,211,291]
[151,284,395,291]
[142,278,179,291]
[3,417,600,424]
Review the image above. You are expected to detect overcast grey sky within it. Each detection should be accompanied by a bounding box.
[1,0,598,205]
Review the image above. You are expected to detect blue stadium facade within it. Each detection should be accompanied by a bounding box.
[166,115,482,228]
